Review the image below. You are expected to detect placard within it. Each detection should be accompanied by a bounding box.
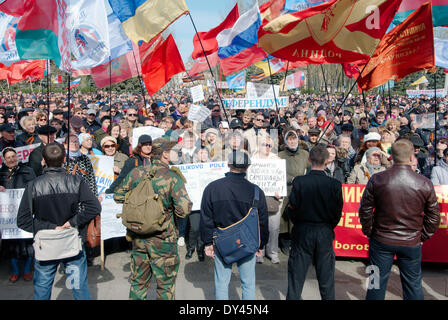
[89,155,115,195]
[190,85,205,103]
[246,159,287,197]
[0,189,32,239]
[173,162,229,211]
[187,104,211,123]
[100,194,126,241]
[132,126,165,149]
[246,82,280,99]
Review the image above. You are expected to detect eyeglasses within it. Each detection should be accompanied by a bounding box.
[8,115,15,118]
[262,143,272,148]
[38,118,47,122]
[128,113,137,117]
[256,118,264,121]
[103,144,116,149]
[212,109,220,112]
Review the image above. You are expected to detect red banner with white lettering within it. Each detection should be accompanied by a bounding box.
[335,185,448,263]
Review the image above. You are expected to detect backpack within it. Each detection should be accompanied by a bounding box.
[120,169,168,236]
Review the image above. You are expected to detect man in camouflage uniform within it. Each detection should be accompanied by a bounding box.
[114,137,192,300]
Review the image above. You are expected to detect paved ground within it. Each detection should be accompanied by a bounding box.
[0,243,447,300]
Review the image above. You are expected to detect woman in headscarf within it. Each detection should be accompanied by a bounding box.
[347,147,387,184]
[78,133,102,156]
[0,148,36,282]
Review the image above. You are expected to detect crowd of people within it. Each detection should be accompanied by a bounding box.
[0,87,446,298]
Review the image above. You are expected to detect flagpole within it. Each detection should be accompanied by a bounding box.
[281,61,290,93]
[187,11,229,123]
[266,55,281,124]
[317,63,368,144]
[130,49,148,116]
[387,80,392,118]
[361,89,369,128]
[109,56,112,122]
[67,72,71,165]
[434,71,438,167]
[320,64,330,103]
[46,60,50,127]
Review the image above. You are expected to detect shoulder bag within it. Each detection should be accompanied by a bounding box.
[213,186,260,265]
[28,181,83,261]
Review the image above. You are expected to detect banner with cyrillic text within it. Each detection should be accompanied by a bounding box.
[223,97,288,110]
[246,159,287,197]
[335,185,448,263]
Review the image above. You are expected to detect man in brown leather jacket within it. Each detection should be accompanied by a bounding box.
[359,138,440,300]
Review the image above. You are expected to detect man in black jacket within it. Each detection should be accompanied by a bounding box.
[17,143,101,300]
[286,144,343,300]
[200,150,268,300]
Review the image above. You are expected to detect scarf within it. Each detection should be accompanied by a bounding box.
[69,150,82,159]
[365,162,381,176]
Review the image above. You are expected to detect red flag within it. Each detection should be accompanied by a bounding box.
[357,2,435,91]
[141,34,185,96]
[191,3,239,60]
[342,63,360,79]
[188,52,220,76]
[91,46,141,88]
[0,60,46,84]
[258,0,403,65]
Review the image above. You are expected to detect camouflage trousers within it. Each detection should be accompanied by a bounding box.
[129,237,180,300]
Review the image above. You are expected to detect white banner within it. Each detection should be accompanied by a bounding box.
[100,193,125,240]
[89,155,115,195]
[246,159,287,197]
[246,82,280,99]
[187,104,211,122]
[406,89,447,98]
[174,162,229,211]
[207,80,229,89]
[0,189,33,239]
[223,97,289,110]
[132,126,165,149]
[190,85,205,103]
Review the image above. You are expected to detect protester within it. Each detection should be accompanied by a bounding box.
[325,144,345,183]
[347,147,387,184]
[16,116,41,147]
[17,141,101,300]
[113,137,192,300]
[359,139,440,300]
[253,135,282,264]
[200,150,268,300]
[431,148,448,185]
[78,133,102,156]
[27,125,57,177]
[100,136,129,179]
[0,148,36,283]
[286,145,343,300]
[106,134,152,194]
[278,129,309,255]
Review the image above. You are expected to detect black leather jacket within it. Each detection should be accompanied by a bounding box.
[17,167,101,243]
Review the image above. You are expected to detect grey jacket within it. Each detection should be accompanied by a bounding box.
[431,160,448,185]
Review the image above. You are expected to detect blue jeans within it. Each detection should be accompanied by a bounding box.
[177,217,188,238]
[34,249,91,300]
[366,238,424,300]
[214,251,256,300]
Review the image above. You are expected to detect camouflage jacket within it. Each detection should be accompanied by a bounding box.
[114,160,192,241]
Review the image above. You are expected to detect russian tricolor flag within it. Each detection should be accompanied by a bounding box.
[69,78,81,89]
[217,3,267,75]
